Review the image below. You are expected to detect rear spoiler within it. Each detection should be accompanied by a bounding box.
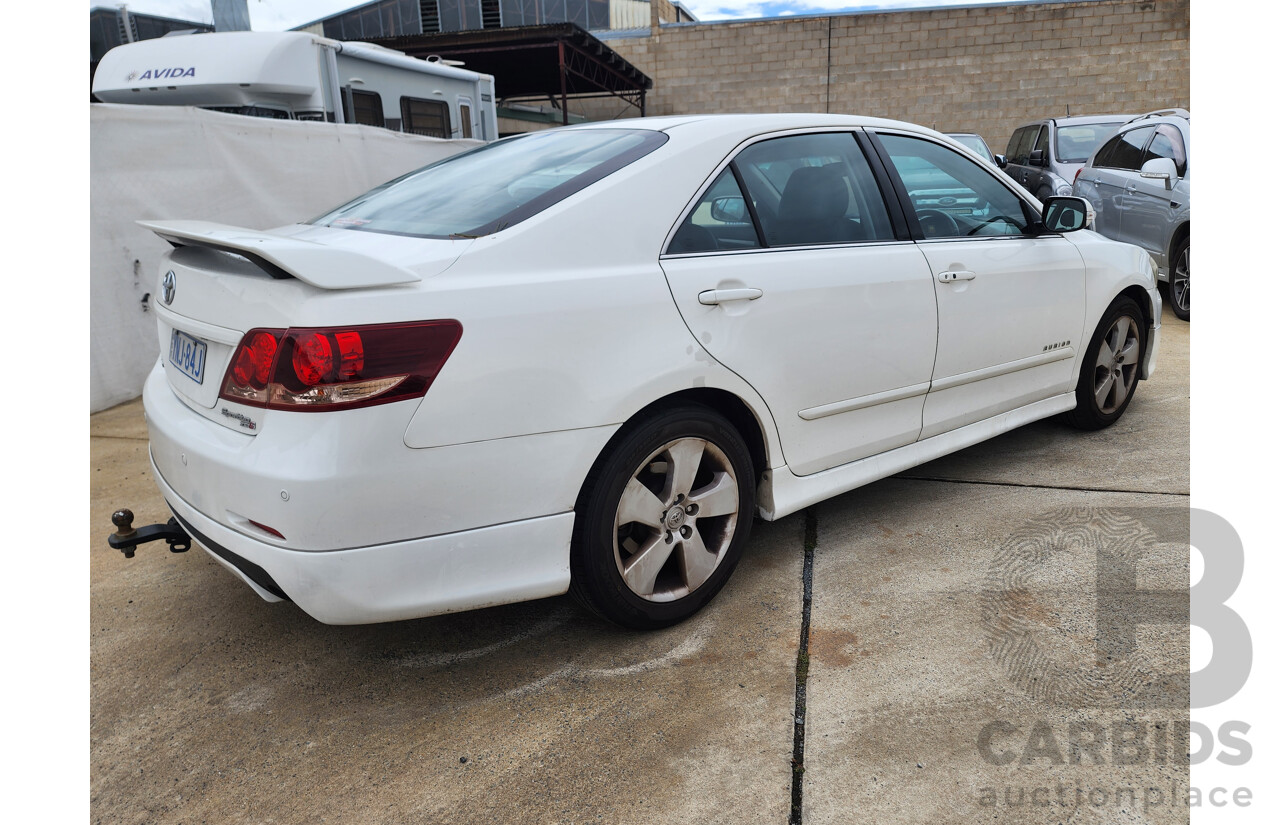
[138,220,422,290]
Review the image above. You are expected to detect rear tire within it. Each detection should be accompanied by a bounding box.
[569,404,755,630]
[1065,296,1146,430]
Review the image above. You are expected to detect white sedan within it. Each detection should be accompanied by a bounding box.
[122,114,1160,629]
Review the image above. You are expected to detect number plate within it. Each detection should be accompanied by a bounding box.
[168,329,208,385]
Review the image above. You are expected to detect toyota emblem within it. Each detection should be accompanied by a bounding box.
[162,270,176,305]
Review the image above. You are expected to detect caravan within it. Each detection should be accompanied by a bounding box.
[92,30,497,141]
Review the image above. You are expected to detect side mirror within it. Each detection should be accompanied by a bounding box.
[1029,149,1045,167]
[1140,157,1178,190]
[994,154,1008,169]
[1042,196,1093,233]
[710,196,748,224]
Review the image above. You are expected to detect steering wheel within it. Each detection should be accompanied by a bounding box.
[967,215,1022,236]
[915,209,959,238]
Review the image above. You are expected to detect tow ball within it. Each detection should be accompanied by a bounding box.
[108,509,192,558]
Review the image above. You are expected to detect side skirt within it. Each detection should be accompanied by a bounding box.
[756,392,1077,521]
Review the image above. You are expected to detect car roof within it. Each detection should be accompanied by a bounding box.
[1122,108,1191,126]
[562,112,945,140]
[1015,114,1135,129]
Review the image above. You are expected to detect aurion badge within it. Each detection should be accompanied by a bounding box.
[162,270,176,305]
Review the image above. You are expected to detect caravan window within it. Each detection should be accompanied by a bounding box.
[401,97,452,139]
[345,90,385,128]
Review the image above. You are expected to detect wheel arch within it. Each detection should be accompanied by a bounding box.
[1120,283,1155,331]
[1169,220,1190,262]
[575,388,773,512]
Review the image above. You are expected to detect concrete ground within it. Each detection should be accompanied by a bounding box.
[90,302,1188,825]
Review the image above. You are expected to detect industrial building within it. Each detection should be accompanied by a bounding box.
[292,0,696,40]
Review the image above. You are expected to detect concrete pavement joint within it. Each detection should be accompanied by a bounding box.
[895,475,1190,497]
[789,508,817,825]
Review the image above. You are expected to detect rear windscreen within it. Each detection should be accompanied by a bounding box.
[1055,123,1123,163]
[311,129,668,239]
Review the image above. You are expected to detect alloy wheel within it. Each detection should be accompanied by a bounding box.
[612,437,740,602]
[1092,314,1141,414]
[1171,245,1190,315]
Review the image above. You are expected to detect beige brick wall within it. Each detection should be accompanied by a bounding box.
[585,0,1188,155]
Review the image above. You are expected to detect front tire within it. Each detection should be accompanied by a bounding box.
[569,404,755,629]
[1169,238,1189,321]
[1065,296,1146,430]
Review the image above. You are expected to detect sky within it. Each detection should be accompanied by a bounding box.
[88,0,1031,30]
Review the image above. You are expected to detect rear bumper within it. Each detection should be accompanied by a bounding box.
[153,455,574,624]
[142,360,615,551]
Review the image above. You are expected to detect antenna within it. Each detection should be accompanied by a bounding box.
[1066,104,1071,116]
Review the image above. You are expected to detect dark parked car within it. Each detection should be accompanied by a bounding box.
[1004,114,1133,200]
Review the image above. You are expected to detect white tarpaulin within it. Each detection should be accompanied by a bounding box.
[90,103,479,412]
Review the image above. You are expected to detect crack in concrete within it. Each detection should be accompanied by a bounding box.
[789,508,817,825]
[895,475,1190,497]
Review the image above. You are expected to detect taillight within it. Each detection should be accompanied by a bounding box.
[219,321,462,411]
[1073,168,1082,185]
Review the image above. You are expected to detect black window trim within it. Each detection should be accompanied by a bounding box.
[864,128,1050,243]
[660,127,914,258]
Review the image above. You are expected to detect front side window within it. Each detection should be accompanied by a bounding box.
[1032,126,1049,158]
[1094,126,1154,171]
[401,97,451,138]
[312,128,667,238]
[1142,124,1187,176]
[879,133,1030,240]
[1054,122,1124,163]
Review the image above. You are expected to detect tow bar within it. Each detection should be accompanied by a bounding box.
[108,509,192,558]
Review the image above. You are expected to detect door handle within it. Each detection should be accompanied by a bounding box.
[698,288,763,305]
[937,270,976,283]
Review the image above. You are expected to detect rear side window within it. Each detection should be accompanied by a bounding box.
[1094,126,1154,171]
[1005,127,1026,158]
[668,168,761,254]
[313,128,668,239]
[1008,126,1038,165]
[733,133,895,247]
[1142,124,1187,176]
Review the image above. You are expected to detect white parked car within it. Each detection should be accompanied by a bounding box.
[112,114,1161,630]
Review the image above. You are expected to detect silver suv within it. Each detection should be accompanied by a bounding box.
[1004,114,1133,200]
[1073,109,1190,320]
